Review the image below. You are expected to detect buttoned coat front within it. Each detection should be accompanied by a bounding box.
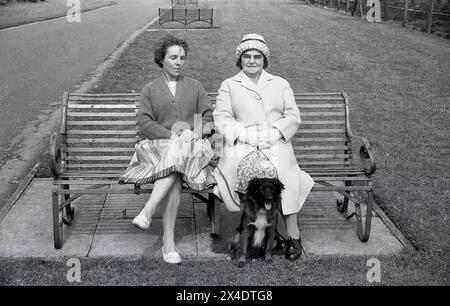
[212,70,314,214]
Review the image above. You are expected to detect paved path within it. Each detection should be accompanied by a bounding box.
[0,0,167,211]
[0,179,405,259]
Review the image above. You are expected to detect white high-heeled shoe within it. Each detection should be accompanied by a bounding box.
[162,246,181,264]
[132,214,151,231]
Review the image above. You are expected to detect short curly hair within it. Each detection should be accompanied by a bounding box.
[154,35,189,68]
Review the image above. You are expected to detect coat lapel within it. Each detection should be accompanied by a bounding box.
[257,70,275,91]
[232,70,275,96]
[232,71,258,95]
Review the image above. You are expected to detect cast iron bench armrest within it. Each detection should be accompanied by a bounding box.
[352,134,376,175]
[49,132,65,177]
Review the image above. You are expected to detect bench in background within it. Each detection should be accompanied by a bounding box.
[158,0,214,30]
[50,91,376,249]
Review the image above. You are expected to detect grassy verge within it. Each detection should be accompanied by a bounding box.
[0,252,447,285]
[309,0,450,38]
[32,0,449,285]
[0,0,117,30]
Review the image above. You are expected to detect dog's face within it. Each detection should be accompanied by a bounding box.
[246,177,285,212]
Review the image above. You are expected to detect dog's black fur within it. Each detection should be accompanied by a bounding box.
[230,177,285,268]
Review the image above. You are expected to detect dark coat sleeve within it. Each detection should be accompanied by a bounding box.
[138,85,172,140]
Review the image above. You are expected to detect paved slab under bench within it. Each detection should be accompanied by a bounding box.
[0,178,407,260]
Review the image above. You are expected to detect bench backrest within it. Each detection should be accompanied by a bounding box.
[172,0,199,7]
[61,92,352,173]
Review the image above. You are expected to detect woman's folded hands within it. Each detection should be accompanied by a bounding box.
[172,129,200,142]
[238,126,282,148]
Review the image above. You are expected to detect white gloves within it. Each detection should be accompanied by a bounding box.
[237,126,259,147]
[258,128,282,149]
[238,126,282,148]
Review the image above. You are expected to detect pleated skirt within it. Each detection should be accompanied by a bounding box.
[118,137,216,190]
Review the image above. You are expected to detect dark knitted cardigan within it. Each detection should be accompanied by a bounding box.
[138,75,213,140]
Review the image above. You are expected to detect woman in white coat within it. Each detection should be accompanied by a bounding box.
[212,34,314,260]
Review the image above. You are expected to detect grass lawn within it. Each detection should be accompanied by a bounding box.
[0,252,447,285]
[311,0,450,38]
[0,0,116,29]
[29,0,449,285]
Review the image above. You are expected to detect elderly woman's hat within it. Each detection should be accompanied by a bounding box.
[235,33,270,60]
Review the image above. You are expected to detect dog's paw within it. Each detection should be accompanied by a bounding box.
[265,256,273,264]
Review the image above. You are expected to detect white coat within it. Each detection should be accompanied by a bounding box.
[212,70,315,215]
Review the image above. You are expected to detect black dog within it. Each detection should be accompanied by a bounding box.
[231,177,285,268]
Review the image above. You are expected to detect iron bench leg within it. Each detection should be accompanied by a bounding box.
[52,190,63,249]
[355,190,373,242]
[63,184,74,224]
[337,180,351,216]
[333,180,373,242]
[208,193,220,238]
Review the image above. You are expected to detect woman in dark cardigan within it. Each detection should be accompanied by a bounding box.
[119,35,215,264]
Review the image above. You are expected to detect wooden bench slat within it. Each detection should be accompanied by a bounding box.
[66,156,132,161]
[66,148,135,153]
[306,168,362,173]
[294,145,350,150]
[301,112,345,117]
[293,137,348,142]
[312,177,372,181]
[54,179,120,185]
[68,104,136,109]
[67,130,136,135]
[309,172,365,176]
[68,97,138,102]
[65,164,129,168]
[298,104,344,108]
[54,188,214,195]
[69,93,140,97]
[61,172,123,177]
[299,161,351,165]
[66,138,137,143]
[312,185,372,191]
[301,120,345,125]
[296,129,346,134]
[67,112,136,117]
[294,92,343,95]
[294,94,343,99]
[67,120,137,126]
[61,168,365,178]
[297,154,351,159]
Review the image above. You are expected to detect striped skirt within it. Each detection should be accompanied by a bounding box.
[119,137,216,190]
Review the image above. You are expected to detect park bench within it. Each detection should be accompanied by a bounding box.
[50,91,376,249]
[158,0,214,30]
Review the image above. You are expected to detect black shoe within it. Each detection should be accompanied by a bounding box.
[285,236,304,261]
[274,234,287,250]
